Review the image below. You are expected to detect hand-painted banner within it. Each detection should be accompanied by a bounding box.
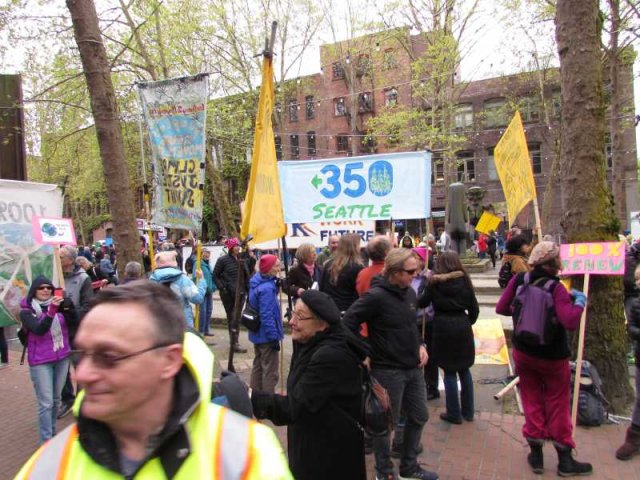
[0,180,62,328]
[278,151,431,223]
[560,242,626,275]
[138,74,208,231]
[494,111,537,225]
[253,221,376,249]
[475,211,502,235]
[32,217,76,245]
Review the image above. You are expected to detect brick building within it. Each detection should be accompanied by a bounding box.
[272,30,638,238]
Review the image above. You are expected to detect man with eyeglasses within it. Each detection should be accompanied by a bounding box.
[344,248,437,480]
[15,280,292,480]
[58,244,94,419]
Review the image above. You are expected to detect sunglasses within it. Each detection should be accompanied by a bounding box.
[403,268,418,275]
[70,344,171,369]
[36,286,54,291]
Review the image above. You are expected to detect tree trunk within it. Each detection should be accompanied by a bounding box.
[555,0,632,412]
[206,147,238,238]
[67,0,141,278]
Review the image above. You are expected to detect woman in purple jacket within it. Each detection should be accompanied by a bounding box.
[496,242,592,477]
[20,275,71,443]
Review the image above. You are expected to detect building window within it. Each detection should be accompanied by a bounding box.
[487,147,498,181]
[336,135,349,152]
[305,95,315,120]
[384,87,398,107]
[334,97,346,116]
[551,89,561,119]
[274,135,282,161]
[361,132,376,154]
[288,98,298,122]
[432,156,444,184]
[456,151,475,182]
[307,131,316,157]
[529,143,542,174]
[454,103,473,129]
[483,98,507,128]
[358,92,373,113]
[605,133,613,168]
[521,96,541,123]
[290,134,299,159]
[332,62,345,80]
[382,49,397,70]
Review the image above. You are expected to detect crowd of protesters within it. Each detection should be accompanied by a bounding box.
[15,225,640,480]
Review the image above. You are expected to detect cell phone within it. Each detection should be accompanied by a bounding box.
[54,288,64,298]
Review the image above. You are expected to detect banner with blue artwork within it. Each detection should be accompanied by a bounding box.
[138,75,208,231]
[278,151,432,223]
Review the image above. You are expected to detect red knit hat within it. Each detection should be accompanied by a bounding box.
[259,254,278,274]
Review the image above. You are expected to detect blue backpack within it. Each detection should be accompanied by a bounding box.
[511,273,558,346]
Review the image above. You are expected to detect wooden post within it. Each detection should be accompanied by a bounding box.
[194,237,202,332]
[54,245,66,289]
[571,273,590,430]
[532,198,543,242]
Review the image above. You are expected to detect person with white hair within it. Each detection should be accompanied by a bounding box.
[150,251,206,329]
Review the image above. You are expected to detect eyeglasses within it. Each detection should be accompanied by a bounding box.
[291,311,315,321]
[403,268,418,275]
[36,286,53,291]
[70,344,171,369]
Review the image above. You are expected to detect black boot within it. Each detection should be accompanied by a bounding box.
[526,438,544,474]
[554,443,593,477]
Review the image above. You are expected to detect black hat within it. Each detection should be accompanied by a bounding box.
[299,290,341,325]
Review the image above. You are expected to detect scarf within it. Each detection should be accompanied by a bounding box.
[31,298,64,352]
[303,262,315,278]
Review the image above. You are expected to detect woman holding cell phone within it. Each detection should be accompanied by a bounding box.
[19,275,71,443]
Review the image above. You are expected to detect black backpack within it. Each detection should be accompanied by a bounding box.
[498,260,513,288]
[569,360,608,426]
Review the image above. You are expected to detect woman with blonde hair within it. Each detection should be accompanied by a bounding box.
[319,233,364,312]
[286,243,322,302]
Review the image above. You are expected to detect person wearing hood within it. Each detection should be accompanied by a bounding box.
[418,251,479,425]
[149,251,206,329]
[251,290,369,480]
[344,248,438,480]
[496,241,592,477]
[20,275,71,443]
[248,254,285,394]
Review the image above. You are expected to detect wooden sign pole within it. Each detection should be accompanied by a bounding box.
[532,198,543,241]
[54,245,66,289]
[571,273,590,430]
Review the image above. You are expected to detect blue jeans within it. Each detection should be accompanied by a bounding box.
[30,358,70,443]
[443,368,474,421]
[371,367,428,476]
[198,293,213,334]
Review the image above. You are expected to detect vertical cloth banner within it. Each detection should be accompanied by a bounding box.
[493,111,537,225]
[240,55,286,244]
[138,75,209,231]
[0,180,62,328]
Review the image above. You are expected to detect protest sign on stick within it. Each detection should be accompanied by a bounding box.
[560,241,626,430]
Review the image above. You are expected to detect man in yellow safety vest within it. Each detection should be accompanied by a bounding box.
[15,280,292,480]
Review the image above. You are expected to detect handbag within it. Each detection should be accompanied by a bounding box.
[240,299,261,333]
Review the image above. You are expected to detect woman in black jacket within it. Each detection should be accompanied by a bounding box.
[286,243,322,302]
[420,251,479,424]
[251,290,368,480]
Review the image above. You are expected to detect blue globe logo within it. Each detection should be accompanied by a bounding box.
[368,161,393,197]
[41,223,57,237]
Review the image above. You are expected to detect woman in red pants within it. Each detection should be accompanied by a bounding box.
[496,241,592,477]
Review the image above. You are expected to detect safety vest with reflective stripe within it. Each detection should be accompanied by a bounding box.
[15,333,292,480]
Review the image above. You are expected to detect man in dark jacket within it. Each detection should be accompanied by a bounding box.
[213,238,248,353]
[624,242,640,320]
[344,248,438,480]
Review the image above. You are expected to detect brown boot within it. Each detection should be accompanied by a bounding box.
[616,426,640,460]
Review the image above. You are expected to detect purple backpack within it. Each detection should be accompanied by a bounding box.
[512,273,558,346]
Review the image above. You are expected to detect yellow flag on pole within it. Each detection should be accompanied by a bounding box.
[494,111,537,225]
[240,55,285,244]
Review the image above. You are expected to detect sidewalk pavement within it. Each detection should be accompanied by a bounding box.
[2,332,639,479]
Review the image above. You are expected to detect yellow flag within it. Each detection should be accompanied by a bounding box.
[494,111,537,225]
[240,56,285,244]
